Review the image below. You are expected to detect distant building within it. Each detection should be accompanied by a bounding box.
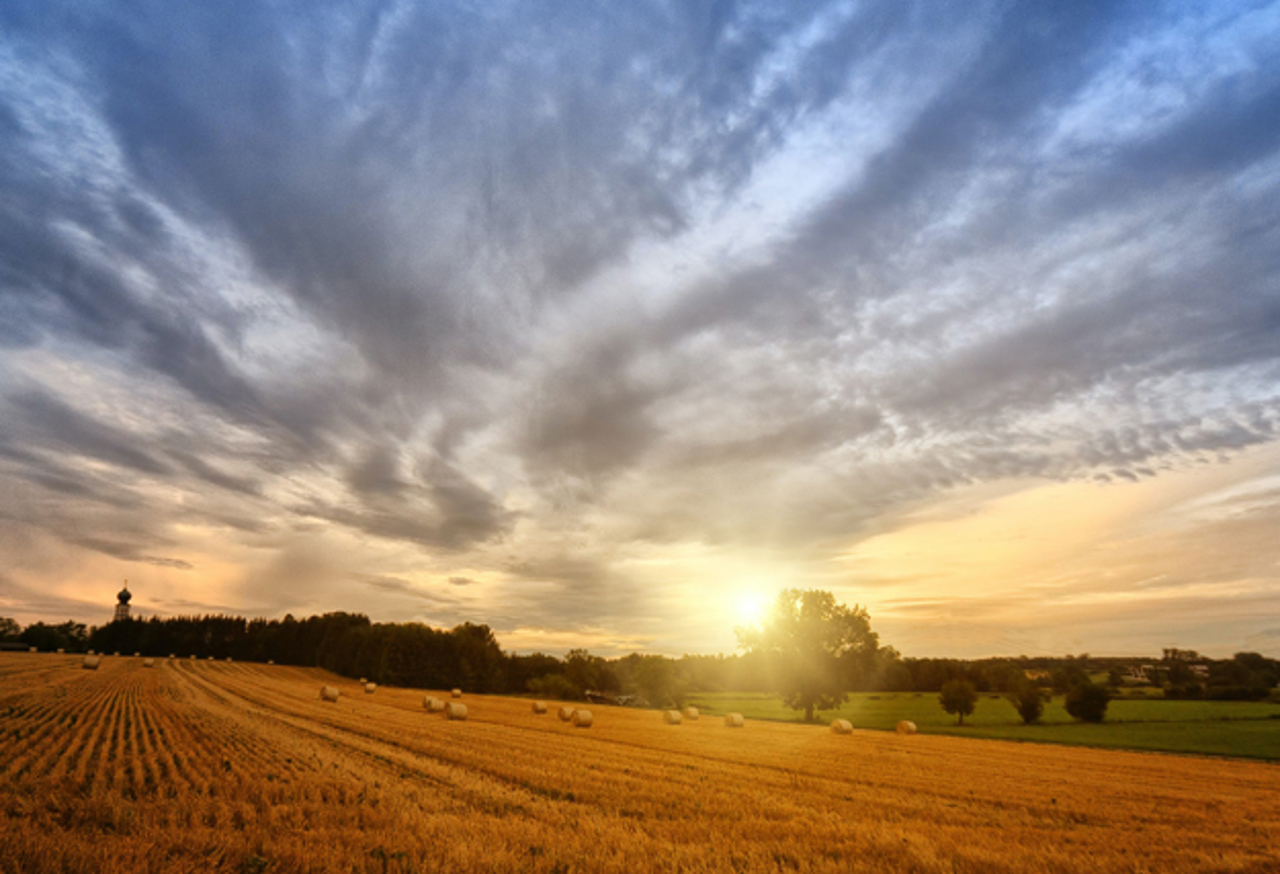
[114,581,132,622]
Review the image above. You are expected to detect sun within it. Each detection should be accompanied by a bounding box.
[734,591,770,627]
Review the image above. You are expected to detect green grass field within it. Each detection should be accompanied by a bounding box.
[686,691,1280,760]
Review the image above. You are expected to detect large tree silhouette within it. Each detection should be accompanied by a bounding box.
[737,589,879,722]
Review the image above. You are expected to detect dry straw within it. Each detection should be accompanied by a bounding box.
[82,656,100,670]
[664,710,683,725]
[320,685,340,702]
[531,701,548,714]
[365,682,377,694]
[830,719,853,734]
[724,712,745,728]
[558,706,574,721]
[896,720,917,735]
[445,702,468,720]
[571,709,593,728]
[683,706,699,721]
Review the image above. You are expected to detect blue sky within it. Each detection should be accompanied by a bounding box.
[2,1,1280,657]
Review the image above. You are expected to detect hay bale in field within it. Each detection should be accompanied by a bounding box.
[683,706,699,721]
[143,658,155,668]
[225,657,233,662]
[558,706,574,721]
[365,682,377,694]
[267,659,274,665]
[359,677,367,684]
[28,646,37,653]
[724,712,745,728]
[571,709,593,728]
[423,696,446,712]
[320,685,340,702]
[445,702,467,720]
[133,651,140,657]
[87,649,96,655]
[113,651,120,656]
[168,653,175,659]
[531,701,548,714]
[895,720,917,735]
[830,719,853,734]
[189,655,196,660]
[663,710,683,725]
[451,688,462,698]
[56,648,65,654]
[82,656,100,670]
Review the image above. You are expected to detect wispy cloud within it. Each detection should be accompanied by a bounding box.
[1,1,1279,655]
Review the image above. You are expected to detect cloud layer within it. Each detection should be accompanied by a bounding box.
[2,0,1280,656]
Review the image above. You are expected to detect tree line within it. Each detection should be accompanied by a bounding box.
[3,595,1277,715]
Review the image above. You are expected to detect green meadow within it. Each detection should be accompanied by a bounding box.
[687,691,1280,761]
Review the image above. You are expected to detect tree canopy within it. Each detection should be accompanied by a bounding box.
[736,589,879,722]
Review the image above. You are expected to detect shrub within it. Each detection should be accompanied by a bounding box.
[1064,681,1110,723]
[1006,679,1045,724]
[526,673,580,701]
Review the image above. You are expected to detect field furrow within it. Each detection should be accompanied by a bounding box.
[1,653,1277,874]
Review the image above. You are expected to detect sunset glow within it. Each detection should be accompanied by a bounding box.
[1,2,1279,659]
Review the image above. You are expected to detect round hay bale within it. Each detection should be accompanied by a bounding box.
[143,658,155,668]
[445,702,467,720]
[28,646,37,653]
[558,706,574,722]
[168,653,175,659]
[225,657,233,662]
[359,677,367,685]
[571,709,593,728]
[895,720,917,735]
[531,701,548,714]
[56,648,65,654]
[451,688,462,698]
[133,651,141,657]
[267,659,274,665]
[87,650,96,655]
[663,710,683,725]
[364,682,377,694]
[429,696,448,712]
[82,656,100,670]
[113,651,120,656]
[189,655,196,660]
[830,718,853,735]
[683,706,699,721]
[724,712,745,728]
[319,685,340,702]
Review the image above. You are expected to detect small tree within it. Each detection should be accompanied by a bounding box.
[1006,678,1045,724]
[939,679,978,725]
[1064,681,1110,723]
[737,589,879,722]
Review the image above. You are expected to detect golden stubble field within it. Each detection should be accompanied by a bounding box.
[0,653,1276,873]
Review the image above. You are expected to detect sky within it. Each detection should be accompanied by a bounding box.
[2,1,1280,659]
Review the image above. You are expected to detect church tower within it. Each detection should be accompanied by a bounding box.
[114,581,132,622]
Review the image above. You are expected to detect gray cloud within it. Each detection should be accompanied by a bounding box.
[2,1,1280,652]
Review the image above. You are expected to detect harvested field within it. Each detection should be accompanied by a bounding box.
[0,652,1276,873]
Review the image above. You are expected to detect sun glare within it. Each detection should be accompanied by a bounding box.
[734,591,770,627]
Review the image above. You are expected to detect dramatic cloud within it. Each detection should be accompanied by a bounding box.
[2,1,1279,656]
